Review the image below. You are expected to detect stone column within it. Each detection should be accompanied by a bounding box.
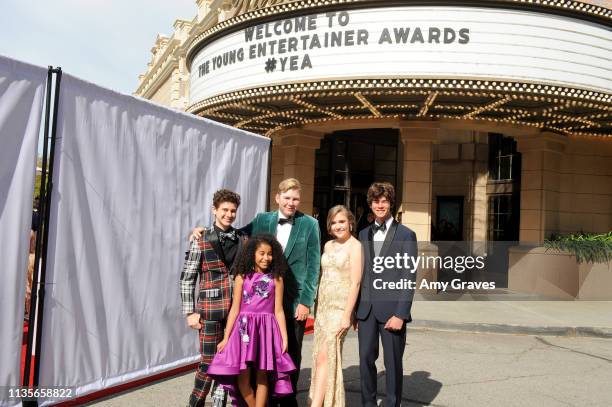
[270,129,323,216]
[399,123,438,242]
[516,132,567,243]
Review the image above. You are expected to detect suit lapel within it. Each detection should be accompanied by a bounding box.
[367,227,375,263]
[207,228,226,265]
[269,211,279,235]
[284,212,302,257]
[379,220,398,259]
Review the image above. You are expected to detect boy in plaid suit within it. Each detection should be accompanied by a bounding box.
[180,189,247,407]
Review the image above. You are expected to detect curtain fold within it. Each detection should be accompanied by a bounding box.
[38,73,269,403]
[0,55,46,406]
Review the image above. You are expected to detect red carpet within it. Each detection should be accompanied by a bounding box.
[55,363,199,406]
[305,316,314,334]
[21,321,35,386]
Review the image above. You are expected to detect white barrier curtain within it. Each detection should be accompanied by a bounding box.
[0,55,46,405]
[38,74,269,402]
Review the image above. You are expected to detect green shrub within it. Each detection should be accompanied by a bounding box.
[545,231,612,264]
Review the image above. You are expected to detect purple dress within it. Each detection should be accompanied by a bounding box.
[207,272,296,398]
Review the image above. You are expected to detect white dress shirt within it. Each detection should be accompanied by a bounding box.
[372,216,393,256]
[373,216,394,242]
[276,211,293,250]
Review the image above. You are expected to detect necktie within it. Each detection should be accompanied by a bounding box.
[219,230,237,243]
[278,217,294,226]
[372,222,387,233]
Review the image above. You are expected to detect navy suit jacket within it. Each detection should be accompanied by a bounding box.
[356,220,418,323]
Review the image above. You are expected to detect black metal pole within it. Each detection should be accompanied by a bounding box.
[23,67,54,387]
[31,67,62,389]
[266,138,272,212]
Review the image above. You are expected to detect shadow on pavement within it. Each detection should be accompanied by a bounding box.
[297,366,442,406]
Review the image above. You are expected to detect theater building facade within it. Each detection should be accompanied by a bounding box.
[136,0,612,298]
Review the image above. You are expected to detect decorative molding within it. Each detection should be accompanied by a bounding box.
[135,0,225,98]
[136,36,181,97]
[223,0,293,21]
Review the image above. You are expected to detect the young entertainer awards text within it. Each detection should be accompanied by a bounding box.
[197,11,470,77]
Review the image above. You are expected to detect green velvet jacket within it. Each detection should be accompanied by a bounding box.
[242,210,321,315]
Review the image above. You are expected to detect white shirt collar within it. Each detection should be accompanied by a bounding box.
[375,216,394,229]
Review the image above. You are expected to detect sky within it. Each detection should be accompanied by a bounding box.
[0,0,197,95]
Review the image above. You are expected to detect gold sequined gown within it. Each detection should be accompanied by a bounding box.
[309,242,352,406]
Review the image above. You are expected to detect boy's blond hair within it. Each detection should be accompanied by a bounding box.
[277,178,301,194]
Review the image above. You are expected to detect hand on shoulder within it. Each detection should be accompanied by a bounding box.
[189,226,206,241]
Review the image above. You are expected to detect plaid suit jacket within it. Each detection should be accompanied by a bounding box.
[180,228,245,321]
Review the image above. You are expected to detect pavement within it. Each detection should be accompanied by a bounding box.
[410,298,612,338]
[84,298,612,406]
[87,329,612,407]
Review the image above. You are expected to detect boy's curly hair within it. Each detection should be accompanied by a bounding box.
[212,189,241,209]
[234,234,287,279]
[366,182,395,208]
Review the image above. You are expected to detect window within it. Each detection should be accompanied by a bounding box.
[488,194,519,241]
[489,134,520,181]
[314,129,398,216]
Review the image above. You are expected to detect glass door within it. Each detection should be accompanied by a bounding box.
[314,129,399,241]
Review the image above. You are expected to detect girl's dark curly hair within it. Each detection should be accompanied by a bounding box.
[234,234,287,279]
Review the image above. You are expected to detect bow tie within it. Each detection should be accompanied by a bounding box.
[372,222,387,233]
[218,230,237,243]
[278,217,295,226]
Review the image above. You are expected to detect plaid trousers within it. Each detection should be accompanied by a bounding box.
[189,319,225,407]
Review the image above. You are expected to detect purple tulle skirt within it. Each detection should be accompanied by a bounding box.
[207,312,296,399]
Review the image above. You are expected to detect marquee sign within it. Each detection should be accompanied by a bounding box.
[189,5,611,105]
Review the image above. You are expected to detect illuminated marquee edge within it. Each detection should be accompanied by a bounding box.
[186,78,612,138]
